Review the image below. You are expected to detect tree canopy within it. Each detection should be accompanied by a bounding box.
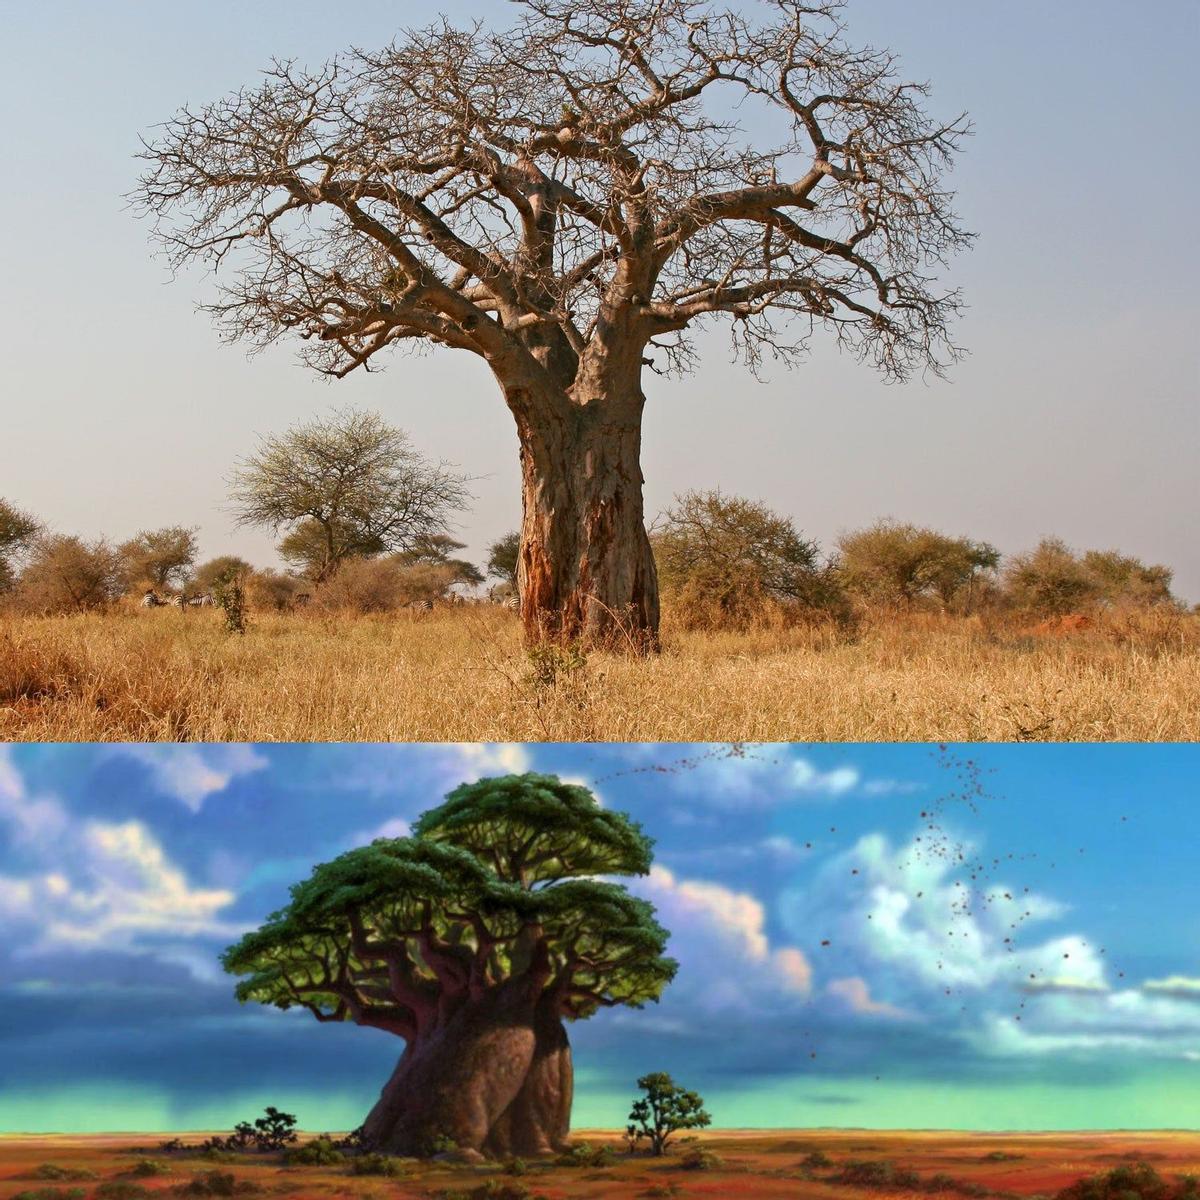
[119,525,199,591]
[229,409,471,582]
[222,774,676,1039]
[0,499,41,592]
[134,0,973,644]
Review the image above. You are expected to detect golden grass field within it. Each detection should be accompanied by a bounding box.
[1,605,1197,743]
[2,1129,1199,1200]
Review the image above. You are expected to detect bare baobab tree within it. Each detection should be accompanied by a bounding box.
[134,0,973,648]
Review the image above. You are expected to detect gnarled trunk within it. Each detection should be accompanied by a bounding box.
[360,986,573,1158]
[511,373,659,651]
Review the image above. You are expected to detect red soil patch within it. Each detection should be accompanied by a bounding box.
[2,1130,1200,1200]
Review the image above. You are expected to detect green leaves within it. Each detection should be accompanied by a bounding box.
[415,772,655,884]
[628,1073,712,1155]
[222,773,673,1033]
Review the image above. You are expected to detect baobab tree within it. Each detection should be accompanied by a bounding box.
[222,773,675,1158]
[135,0,972,646]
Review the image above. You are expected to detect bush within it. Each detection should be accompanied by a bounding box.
[244,569,306,613]
[31,1166,96,1181]
[836,520,999,610]
[0,498,41,593]
[174,1172,259,1197]
[555,1142,616,1168]
[13,1190,86,1200]
[502,1158,527,1177]
[118,527,198,593]
[191,557,253,595]
[679,1147,723,1170]
[312,556,438,614]
[653,490,846,631]
[832,1160,922,1189]
[1003,539,1101,615]
[14,535,125,613]
[348,1153,406,1176]
[94,1183,150,1200]
[126,1160,170,1177]
[285,1138,343,1166]
[1056,1164,1180,1200]
[802,1150,833,1170]
[1082,551,1174,608]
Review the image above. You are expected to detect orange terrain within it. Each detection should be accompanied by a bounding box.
[2,1130,1199,1200]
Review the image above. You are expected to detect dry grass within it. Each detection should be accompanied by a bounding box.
[2,1130,1200,1200]
[0,605,1196,742]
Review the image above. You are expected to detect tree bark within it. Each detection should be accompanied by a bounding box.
[359,987,573,1158]
[511,379,660,651]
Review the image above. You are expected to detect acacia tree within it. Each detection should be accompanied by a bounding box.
[229,409,471,582]
[223,774,675,1158]
[136,0,971,646]
[0,499,41,592]
[118,525,199,592]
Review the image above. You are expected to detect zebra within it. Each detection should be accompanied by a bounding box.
[496,595,520,614]
[140,589,167,608]
[187,593,214,608]
[407,598,434,614]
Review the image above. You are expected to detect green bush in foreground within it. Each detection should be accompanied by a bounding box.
[31,1166,96,1182]
[349,1152,407,1176]
[285,1137,344,1166]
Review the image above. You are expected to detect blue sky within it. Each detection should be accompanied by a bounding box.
[1,0,1197,599]
[1,742,1198,1133]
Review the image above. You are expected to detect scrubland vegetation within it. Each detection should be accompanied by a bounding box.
[2,478,1195,742]
[1,601,1195,742]
[3,1131,1200,1200]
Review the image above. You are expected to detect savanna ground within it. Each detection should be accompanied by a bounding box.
[1,605,1197,743]
[2,1130,1199,1200]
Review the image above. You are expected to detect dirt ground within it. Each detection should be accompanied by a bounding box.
[2,1129,1199,1200]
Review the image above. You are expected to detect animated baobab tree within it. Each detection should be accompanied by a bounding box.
[135,0,972,646]
[222,774,675,1158]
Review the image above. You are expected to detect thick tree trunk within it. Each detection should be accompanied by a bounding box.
[514,391,659,651]
[359,988,573,1159]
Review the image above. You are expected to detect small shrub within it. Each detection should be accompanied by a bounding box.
[174,1171,260,1197]
[502,1157,527,1176]
[832,1159,921,1190]
[332,1126,368,1153]
[349,1152,406,1176]
[127,1160,170,1178]
[94,1183,150,1200]
[212,569,248,635]
[679,1146,723,1170]
[468,1182,532,1200]
[285,1138,344,1167]
[983,1152,1024,1163]
[555,1142,615,1168]
[802,1150,833,1170]
[1056,1163,1176,1200]
[526,642,587,689]
[13,1190,86,1200]
[30,1166,96,1182]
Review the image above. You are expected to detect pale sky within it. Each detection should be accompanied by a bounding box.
[2,1,1197,597]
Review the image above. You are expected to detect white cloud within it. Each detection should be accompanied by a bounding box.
[637,865,812,1014]
[113,746,268,812]
[451,744,533,776]
[355,817,411,843]
[781,826,1200,1062]
[1143,976,1200,1000]
[0,754,236,975]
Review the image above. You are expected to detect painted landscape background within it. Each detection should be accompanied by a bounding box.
[2,742,1198,1134]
